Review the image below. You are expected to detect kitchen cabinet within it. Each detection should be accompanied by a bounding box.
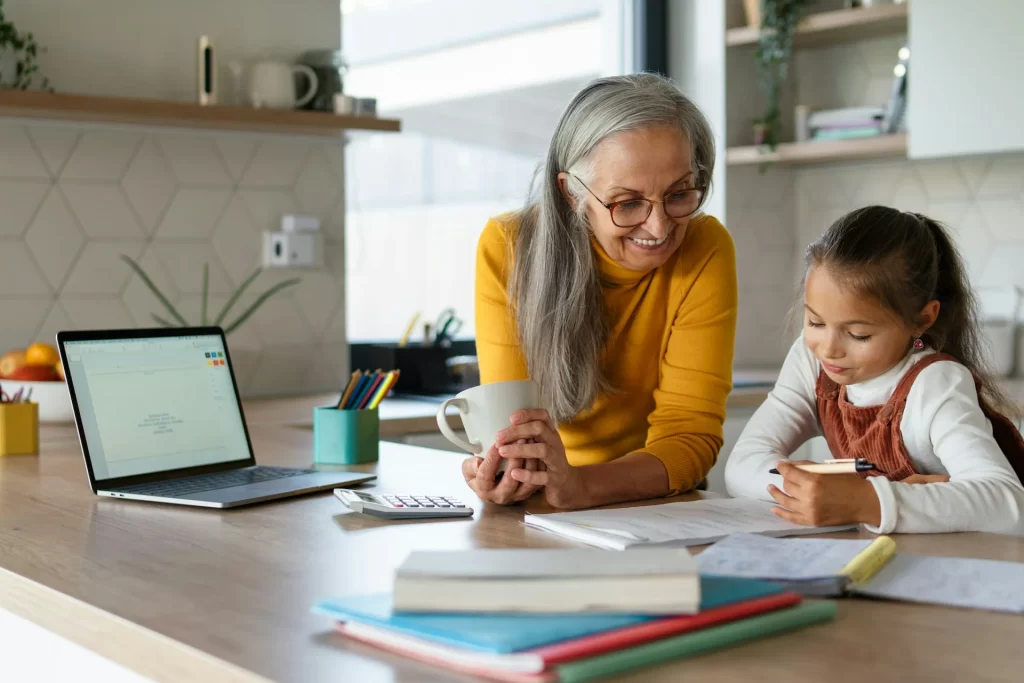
[909,0,1024,159]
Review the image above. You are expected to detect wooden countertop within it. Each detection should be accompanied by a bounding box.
[1,412,1023,682]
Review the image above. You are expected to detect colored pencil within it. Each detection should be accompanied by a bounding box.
[357,371,387,410]
[336,370,363,409]
[343,373,372,410]
[348,369,381,410]
[368,370,400,410]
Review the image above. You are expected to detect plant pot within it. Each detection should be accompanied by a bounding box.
[752,122,768,146]
[743,0,763,27]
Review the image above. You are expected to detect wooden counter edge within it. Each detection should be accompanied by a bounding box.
[0,568,270,683]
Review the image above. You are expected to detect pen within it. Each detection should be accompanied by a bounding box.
[769,459,876,475]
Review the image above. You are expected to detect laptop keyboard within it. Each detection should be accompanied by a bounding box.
[111,466,313,498]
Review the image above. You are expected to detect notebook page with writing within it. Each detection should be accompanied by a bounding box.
[853,554,1024,614]
[695,534,874,580]
[525,499,855,550]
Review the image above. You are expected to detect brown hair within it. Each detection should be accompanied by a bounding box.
[803,205,1013,415]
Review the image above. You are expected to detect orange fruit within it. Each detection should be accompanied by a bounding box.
[25,342,60,367]
[55,362,65,381]
[0,349,27,378]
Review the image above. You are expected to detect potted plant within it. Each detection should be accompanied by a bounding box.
[121,255,300,334]
[0,0,51,90]
[754,0,814,150]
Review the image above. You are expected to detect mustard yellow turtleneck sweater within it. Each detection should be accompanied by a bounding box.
[474,213,738,492]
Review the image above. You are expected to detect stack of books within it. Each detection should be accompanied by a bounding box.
[313,549,836,681]
[809,106,885,142]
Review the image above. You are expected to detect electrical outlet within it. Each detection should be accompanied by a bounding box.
[262,231,317,268]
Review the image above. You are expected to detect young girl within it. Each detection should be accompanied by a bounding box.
[725,205,1024,534]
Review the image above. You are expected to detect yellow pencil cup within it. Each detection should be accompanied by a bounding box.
[0,402,39,456]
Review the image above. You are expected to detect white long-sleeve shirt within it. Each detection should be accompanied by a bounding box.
[725,337,1024,535]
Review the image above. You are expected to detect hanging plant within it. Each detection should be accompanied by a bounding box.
[0,0,52,90]
[754,0,814,150]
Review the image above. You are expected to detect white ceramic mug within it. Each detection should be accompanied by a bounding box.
[436,380,541,461]
[248,61,318,109]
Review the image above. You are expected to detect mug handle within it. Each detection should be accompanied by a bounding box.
[292,64,319,108]
[436,398,481,454]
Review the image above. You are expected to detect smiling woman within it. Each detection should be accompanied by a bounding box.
[466,73,738,510]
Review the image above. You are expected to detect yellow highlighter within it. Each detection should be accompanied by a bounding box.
[840,535,897,584]
[398,313,420,348]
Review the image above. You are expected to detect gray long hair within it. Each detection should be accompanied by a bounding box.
[509,73,716,423]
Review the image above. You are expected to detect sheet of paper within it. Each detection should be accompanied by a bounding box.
[525,498,855,550]
[696,533,873,580]
[853,553,1024,614]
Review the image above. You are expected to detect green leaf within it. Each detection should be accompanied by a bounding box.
[223,278,300,335]
[213,268,262,326]
[201,263,209,326]
[120,254,189,326]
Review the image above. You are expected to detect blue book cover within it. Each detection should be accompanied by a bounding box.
[312,576,783,654]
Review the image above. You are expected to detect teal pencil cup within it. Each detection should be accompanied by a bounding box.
[313,407,380,465]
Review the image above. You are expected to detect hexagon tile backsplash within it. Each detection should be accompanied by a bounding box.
[0,122,349,396]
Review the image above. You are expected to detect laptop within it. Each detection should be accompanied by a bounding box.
[57,327,375,508]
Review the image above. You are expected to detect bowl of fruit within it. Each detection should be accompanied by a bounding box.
[0,343,74,423]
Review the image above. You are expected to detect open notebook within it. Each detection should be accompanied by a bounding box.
[524,498,855,551]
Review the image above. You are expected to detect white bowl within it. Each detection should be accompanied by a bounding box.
[0,379,74,423]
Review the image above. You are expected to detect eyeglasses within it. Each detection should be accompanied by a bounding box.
[572,175,707,228]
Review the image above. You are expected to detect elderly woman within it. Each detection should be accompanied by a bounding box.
[465,73,737,509]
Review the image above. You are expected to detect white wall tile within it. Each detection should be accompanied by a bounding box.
[915,160,972,202]
[60,183,144,238]
[60,298,135,329]
[0,181,49,237]
[121,139,176,233]
[61,241,145,295]
[35,301,78,343]
[211,197,261,286]
[24,190,84,292]
[0,126,50,178]
[979,244,1024,289]
[889,173,929,213]
[976,199,1024,241]
[26,126,80,177]
[0,242,50,297]
[149,242,234,295]
[240,142,309,187]
[0,300,52,354]
[955,158,991,195]
[60,131,141,181]
[214,138,258,182]
[946,205,993,284]
[304,343,349,392]
[239,189,298,234]
[157,134,233,186]
[246,296,312,346]
[120,247,180,327]
[294,149,342,222]
[976,156,1024,198]
[155,188,233,239]
[290,271,342,335]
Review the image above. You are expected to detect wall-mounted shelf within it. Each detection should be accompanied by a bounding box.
[726,133,907,166]
[727,3,908,48]
[0,90,401,137]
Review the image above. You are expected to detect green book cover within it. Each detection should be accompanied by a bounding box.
[554,600,837,683]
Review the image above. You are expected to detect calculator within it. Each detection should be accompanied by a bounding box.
[334,489,474,519]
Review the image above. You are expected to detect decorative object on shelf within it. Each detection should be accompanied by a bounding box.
[0,0,51,91]
[298,49,347,112]
[743,0,763,27]
[120,255,300,335]
[197,35,216,106]
[754,0,815,150]
[808,105,884,141]
[248,60,318,109]
[882,43,909,133]
[794,104,811,142]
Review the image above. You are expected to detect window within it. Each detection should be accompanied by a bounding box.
[341,0,634,342]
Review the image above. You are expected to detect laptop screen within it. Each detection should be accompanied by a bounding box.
[63,333,251,482]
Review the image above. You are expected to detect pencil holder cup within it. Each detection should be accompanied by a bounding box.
[0,402,39,456]
[313,407,379,465]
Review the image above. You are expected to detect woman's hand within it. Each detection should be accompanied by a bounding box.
[462,439,544,505]
[494,409,589,509]
[767,460,881,527]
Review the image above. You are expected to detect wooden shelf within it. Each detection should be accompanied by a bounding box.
[0,90,401,137]
[727,3,908,48]
[726,133,907,166]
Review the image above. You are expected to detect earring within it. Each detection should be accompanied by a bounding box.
[913,338,925,350]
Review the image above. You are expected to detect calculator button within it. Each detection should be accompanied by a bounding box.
[391,503,404,507]
[419,503,436,508]
[405,502,421,508]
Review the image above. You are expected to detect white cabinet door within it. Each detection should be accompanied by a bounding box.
[909,0,1024,159]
